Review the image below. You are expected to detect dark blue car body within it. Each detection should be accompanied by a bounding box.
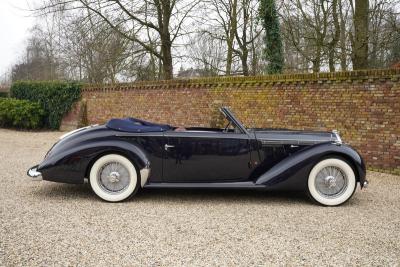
[31,107,367,192]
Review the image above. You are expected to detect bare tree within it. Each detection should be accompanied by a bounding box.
[39,0,200,80]
[12,0,398,80]
[234,0,262,75]
[56,12,133,83]
[187,32,226,75]
[338,0,351,70]
[202,0,239,75]
[282,0,331,72]
[12,25,62,81]
[327,0,340,71]
[199,0,262,75]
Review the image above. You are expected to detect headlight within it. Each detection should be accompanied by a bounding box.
[332,130,342,145]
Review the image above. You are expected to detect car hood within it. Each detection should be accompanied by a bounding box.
[251,129,340,145]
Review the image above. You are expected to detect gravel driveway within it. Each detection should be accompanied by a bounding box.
[0,129,399,266]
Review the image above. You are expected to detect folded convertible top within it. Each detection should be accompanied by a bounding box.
[106,117,172,133]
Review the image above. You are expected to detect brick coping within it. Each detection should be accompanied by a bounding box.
[83,68,400,91]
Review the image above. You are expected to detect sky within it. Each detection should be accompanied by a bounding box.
[0,0,38,81]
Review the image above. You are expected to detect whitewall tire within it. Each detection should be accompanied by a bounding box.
[308,158,357,206]
[89,154,139,202]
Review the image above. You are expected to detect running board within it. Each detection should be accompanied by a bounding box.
[143,181,266,189]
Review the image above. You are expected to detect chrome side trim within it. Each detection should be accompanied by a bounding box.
[139,162,151,187]
[144,181,264,189]
[59,124,99,140]
[260,139,328,145]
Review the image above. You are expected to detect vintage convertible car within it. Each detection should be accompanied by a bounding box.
[28,107,368,206]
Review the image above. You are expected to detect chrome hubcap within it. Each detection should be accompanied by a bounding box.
[325,176,337,188]
[109,171,120,183]
[315,166,347,198]
[98,162,130,194]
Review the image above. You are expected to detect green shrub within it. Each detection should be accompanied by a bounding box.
[0,98,45,129]
[0,92,8,98]
[10,81,81,129]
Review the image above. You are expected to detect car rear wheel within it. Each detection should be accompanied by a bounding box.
[307,158,357,206]
[89,154,139,202]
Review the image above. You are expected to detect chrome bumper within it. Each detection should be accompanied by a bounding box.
[27,165,42,181]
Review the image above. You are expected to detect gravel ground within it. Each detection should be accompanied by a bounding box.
[0,129,399,266]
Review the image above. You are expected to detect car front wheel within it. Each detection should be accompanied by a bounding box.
[89,154,139,202]
[307,158,357,206]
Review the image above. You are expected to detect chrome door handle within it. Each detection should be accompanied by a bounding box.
[164,144,175,150]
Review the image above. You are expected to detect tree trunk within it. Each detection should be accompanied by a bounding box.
[158,0,174,80]
[313,44,321,72]
[250,41,258,76]
[328,0,340,72]
[226,0,238,75]
[353,0,369,69]
[160,37,173,80]
[226,39,234,75]
[339,0,347,71]
[312,59,320,72]
[241,49,249,76]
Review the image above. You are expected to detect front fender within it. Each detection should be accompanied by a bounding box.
[255,143,366,190]
[38,140,149,184]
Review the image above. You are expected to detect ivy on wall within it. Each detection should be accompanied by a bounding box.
[10,81,81,129]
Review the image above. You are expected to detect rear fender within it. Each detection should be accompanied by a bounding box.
[38,141,150,184]
[255,143,366,190]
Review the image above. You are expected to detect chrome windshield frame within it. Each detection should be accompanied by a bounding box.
[219,107,249,134]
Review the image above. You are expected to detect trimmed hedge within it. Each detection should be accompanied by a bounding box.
[0,98,45,129]
[11,81,81,129]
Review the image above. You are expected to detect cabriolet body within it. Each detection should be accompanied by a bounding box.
[28,107,367,205]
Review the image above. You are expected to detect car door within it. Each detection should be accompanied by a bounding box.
[162,131,252,182]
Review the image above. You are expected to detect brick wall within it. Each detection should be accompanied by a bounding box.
[62,69,400,174]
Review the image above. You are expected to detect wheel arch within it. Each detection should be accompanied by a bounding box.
[254,143,366,189]
[82,141,151,187]
[318,152,361,183]
[38,138,151,185]
[84,149,143,181]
